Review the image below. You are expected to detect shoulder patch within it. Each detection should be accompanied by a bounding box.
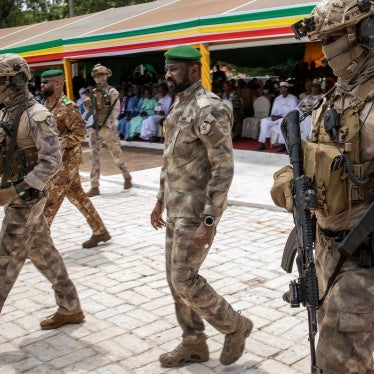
[61,97,72,106]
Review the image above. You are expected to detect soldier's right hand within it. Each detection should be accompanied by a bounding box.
[270,165,294,212]
[151,199,165,230]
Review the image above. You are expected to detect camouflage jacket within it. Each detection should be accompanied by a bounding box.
[0,92,62,190]
[157,80,234,219]
[45,93,86,165]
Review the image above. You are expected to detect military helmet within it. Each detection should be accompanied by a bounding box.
[292,0,374,41]
[91,63,112,77]
[0,53,31,81]
[310,0,373,40]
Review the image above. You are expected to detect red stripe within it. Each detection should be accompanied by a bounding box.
[26,26,292,62]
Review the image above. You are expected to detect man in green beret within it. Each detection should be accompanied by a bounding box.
[40,69,111,249]
[151,45,253,367]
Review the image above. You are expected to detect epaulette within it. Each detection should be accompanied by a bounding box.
[61,96,72,106]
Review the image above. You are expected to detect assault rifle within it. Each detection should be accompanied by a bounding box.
[280,110,323,374]
[84,86,99,132]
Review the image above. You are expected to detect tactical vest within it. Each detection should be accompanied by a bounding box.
[0,106,39,181]
[95,87,113,128]
[304,79,374,217]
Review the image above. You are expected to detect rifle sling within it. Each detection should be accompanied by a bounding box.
[100,96,118,129]
[1,104,27,189]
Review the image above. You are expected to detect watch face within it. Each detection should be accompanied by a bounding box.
[204,216,214,226]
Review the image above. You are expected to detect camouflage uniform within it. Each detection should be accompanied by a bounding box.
[157,80,242,340]
[0,92,82,315]
[44,93,107,235]
[313,87,374,374]
[270,1,374,372]
[85,84,131,188]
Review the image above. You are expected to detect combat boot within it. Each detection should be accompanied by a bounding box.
[40,311,85,330]
[220,314,253,365]
[82,231,111,248]
[124,176,132,189]
[159,335,209,368]
[86,187,100,197]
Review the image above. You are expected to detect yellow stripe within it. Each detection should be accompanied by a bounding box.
[64,16,301,53]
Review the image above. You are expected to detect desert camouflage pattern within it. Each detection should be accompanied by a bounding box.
[44,93,107,235]
[86,84,130,187]
[157,80,234,219]
[315,227,374,374]
[158,80,239,338]
[0,92,81,314]
[309,0,374,41]
[165,219,241,339]
[313,81,374,373]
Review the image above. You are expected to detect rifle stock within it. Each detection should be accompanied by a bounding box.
[281,110,323,374]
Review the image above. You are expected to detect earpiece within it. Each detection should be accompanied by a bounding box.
[357,16,374,48]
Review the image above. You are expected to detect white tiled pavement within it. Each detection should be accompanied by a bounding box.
[0,149,314,373]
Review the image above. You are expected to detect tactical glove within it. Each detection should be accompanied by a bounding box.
[0,185,19,206]
[270,165,294,212]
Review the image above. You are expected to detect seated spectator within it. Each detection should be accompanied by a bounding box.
[127,87,157,141]
[273,78,322,146]
[117,83,143,139]
[222,81,244,138]
[256,81,298,152]
[241,87,271,139]
[212,64,227,82]
[76,87,87,114]
[298,79,312,100]
[140,82,172,142]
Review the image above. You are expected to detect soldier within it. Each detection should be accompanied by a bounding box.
[84,64,132,197]
[151,45,253,368]
[41,69,111,248]
[0,54,84,329]
[271,0,374,372]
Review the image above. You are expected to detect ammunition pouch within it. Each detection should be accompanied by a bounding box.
[303,141,374,217]
[0,146,38,179]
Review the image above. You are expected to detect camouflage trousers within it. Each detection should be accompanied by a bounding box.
[0,192,81,315]
[89,124,131,188]
[165,218,241,342]
[45,162,107,235]
[315,228,374,374]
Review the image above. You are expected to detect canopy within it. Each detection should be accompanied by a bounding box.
[0,0,317,96]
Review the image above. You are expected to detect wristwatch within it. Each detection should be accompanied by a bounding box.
[14,183,27,198]
[203,215,215,227]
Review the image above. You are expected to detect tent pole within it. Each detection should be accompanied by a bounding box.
[199,43,211,90]
[63,58,74,100]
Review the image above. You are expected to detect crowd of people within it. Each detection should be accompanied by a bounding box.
[0,0,372,372]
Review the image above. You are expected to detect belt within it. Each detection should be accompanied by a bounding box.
[319,227,350,239]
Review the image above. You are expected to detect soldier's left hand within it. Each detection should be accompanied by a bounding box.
[0,186,18,206]
[194,223,214,250]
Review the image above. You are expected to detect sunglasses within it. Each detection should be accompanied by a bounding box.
[41,79,59,84]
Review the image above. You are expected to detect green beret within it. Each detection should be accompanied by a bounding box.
[41,69,64,78]
[165,45,202,62]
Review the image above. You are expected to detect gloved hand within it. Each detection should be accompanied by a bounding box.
[270,165,294,212]
[0,185,18,206]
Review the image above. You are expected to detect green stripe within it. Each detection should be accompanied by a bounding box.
[0,39,62,54]
[0,4,316,55]
[65,4,316,45]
